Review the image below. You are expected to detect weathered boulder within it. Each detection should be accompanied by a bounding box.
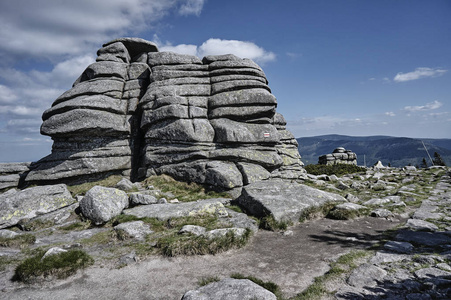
[0,162,30,191]
[114,221,153,241]
[236,179,346,222]
[318,147,357,165]
[80,186,129,225]
[181,278,277,300]
[0,184,75,229]
[24,37,306,193]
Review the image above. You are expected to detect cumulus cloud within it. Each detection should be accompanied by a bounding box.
[385,112,396,117]
[159,37,276,64]
[404,100,443,112]
[394,67,447,82]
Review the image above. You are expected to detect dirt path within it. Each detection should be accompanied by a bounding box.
[3,216,404,300]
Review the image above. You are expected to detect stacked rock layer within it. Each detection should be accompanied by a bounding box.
[25,38,304,193]
[318,147,357,165]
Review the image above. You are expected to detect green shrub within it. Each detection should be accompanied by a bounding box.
[14,249,94,283]
[305,164,367,176]
[299,202,336,223]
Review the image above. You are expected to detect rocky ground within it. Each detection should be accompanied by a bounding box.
[0,166,450,299]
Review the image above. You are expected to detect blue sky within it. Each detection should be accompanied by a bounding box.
[0,0,450,162]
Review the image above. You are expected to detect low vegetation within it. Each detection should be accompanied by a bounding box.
[0,234,36,248]
[305,164,367,176]
[13,249,94,283]
[292,250,372,300]
[143,174,230,202]
[67,175,123,196]
[299,202,336,223]
[259,215,292,231]
[231,273,283,299]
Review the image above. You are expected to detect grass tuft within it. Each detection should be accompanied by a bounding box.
[14,249,94,283]
[156,229,251,257]
[299,202,336,223]
[230,273,283,299]
[0,234,36,248]
[259,216,291,231]
[67,175,123,196]
[143,175,230,202]
[198,275,221,286]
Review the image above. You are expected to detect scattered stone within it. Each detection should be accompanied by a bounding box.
[203,228,247,239]
[0,184,75,229]
[396,230,451,247]
[282,230,293,236]
[384,241,414,254]
[129,193,159,205]
[80,186,129,225]
[363,198,391,206]
[345,193,361,203]
[406,219,439,231]
[181,278,277,300]
[116,178,135,191]
[41,247,68,260]
[0,229,20,239]
[114,221,153,241]
[371,208,394,218]
[347,263,387,288]
[123,199,229,220]
[179,225,206,236]
[118,251,138,266]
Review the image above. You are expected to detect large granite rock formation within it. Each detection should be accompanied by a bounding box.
[24,37,304,193]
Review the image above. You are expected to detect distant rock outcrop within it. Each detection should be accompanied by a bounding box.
[318,147,357,165]
[24,37,304,193]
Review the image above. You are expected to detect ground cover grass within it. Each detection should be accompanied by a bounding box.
[13,249,94,283]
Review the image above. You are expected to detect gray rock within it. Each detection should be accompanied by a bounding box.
[406,219,439,231]
[203,228,247,239]
[0,184,75,229]
[0,229,20,238]
[347,263,387,287]
[345,193,361,203]
[179,225,206,236]
[114,221,153,241]
[123,199,228,220]
[371,208,394,218]
[41,247,67,260]
[205,161,243,190]
[181,278,276,300]
[210,118,279,144]
[396,230,451,247]
[0,174,21,191]
[370,252,409,265]
[97,42,130,63]
[384,241,414,254]
[129,193,159,205]
[80,186,129,225]
[414,267,451,280]
[237,179,345,223]
[236,162,271,185]
[363,198,391,206]
[334,203,367,211]
[116,178,135,191]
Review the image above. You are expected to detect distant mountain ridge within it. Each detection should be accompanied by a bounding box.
[297,134,451,167]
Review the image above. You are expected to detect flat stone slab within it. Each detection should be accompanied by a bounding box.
[396,230,451,247]
[236,179,346,222]
[181,278,276,300]
[122,199,229,220]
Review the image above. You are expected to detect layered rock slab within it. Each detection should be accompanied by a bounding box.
[236,179,346,223]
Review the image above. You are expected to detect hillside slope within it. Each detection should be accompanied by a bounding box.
[297,135,451,167]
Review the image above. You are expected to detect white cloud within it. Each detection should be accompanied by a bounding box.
[0,0,204,61]
[198,39,276,64]
[178,0,206,16]
[394,67,447,82]
[158,37,276,64]
[404,100,443,112]
[385,112,396,117]
[0,84,18,104]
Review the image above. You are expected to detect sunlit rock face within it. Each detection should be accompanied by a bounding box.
[25,38,304,193]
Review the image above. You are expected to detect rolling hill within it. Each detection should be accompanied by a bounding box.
[297,134,451,167]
